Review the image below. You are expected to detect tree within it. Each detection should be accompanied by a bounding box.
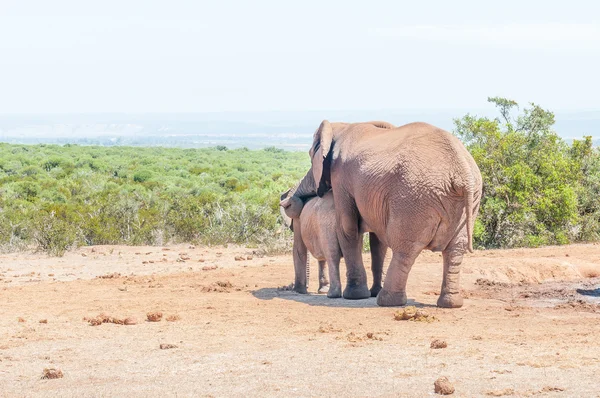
[454,97,580,248]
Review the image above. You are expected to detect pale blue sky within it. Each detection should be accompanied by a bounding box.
[1,0,599,113]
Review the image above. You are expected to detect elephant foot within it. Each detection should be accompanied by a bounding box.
[437,292,463,308]
[293,284,308,294]
[370,284,382,298]
[376,289,407,307]
[327,285,342,298]
[318,284,330,294]
[343,283,371,300]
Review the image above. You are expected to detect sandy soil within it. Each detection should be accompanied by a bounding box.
[1,244,600,397]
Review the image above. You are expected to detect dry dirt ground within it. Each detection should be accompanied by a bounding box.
[1,244,600,397]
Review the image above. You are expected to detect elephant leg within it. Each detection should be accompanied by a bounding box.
[369,232,386,297]
[292,227,308,294]
[437,234,467,308]
[325,252,342,298]
[334,195,370,299]
[317,260,330,294]
[376,250,419,307]
[338,231,370,300]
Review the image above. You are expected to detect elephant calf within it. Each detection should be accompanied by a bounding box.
[280,190,386,298]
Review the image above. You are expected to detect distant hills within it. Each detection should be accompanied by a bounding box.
[1,110,598,150]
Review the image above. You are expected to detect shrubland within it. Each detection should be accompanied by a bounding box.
[455,97,600,248]
[0,98,598,255]
[0,145,308,255]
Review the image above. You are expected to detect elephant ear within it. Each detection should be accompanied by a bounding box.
[310,120,333,197]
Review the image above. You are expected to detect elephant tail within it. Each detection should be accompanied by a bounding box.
[450,136,476,253]
[464,179,474,253]
[306,256,310,288]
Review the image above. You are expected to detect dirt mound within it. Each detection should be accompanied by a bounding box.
[394,306,437,322]
[317,323,343,333]
[469,277,600,308]
[192,280,237,293]
[431,339,448,349]
[84,313,137,326]
[463,253,598,287]
[554,299,600,313]
[486,389,514,396]
[434,377,455,395]
[96,272,122,279]
[475,278,512,288]
[146,312,163,322]
[41,368,63,380]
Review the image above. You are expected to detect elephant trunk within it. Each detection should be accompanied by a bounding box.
[279,202,292,229]
[291,170,317,201]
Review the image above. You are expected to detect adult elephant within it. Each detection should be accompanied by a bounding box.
[278,120,394,297]
[283,120,482,307]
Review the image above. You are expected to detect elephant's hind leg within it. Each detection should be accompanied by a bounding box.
[437,234,467,308]
[376,249,420,307]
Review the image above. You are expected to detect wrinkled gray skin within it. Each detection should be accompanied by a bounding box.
[289,120,482,308]
[279,189,387,298]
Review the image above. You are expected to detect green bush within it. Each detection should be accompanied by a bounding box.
[0,143,309,255]
[454,97,599,248]
[133,169,153,183]
[31,204,79,256]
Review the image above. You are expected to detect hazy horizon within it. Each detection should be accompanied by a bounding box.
[2,107,599,150]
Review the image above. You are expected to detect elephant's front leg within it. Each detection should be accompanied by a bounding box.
[336,208,370,300]
[317,260,330,293]
[292,227,309,294]
[369,233,387,297]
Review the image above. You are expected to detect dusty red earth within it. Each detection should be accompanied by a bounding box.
[1,244,599,397]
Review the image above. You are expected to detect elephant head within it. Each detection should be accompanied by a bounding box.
[279,188,305,231]
[293,120,396,199]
